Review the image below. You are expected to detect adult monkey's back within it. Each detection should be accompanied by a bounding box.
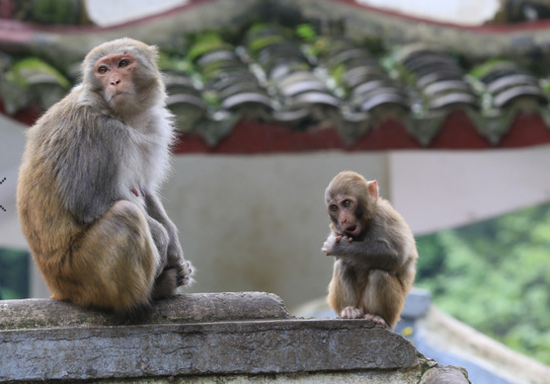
[17,38,194,314]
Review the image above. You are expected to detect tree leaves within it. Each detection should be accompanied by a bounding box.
[417,203,550,364]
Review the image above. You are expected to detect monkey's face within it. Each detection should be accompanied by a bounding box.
[93,52,138,107]
[327,195,362,239]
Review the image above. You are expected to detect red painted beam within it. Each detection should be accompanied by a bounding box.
[6,101,550,153]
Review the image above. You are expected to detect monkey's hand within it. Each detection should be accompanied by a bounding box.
[322,232,343,256]
[323,233,355,256]
[166,241,195,287]
[177,259,195,287]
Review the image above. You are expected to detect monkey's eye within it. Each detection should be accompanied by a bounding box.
[343,200,352,208]
[118,59,130,68]
[97,65,108,74]
[330,205,338,212]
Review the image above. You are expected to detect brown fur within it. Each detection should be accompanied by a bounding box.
[323,171,417,329]
[17,38,193,314]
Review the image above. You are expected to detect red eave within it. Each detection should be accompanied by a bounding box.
[4,99,550,155]
[174,111,550,154]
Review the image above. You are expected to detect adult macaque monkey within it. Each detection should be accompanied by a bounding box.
[17,38,194,314]
[322,171,417,329]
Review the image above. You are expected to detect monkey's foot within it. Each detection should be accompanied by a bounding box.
[152,267,179,299]
[176,260,195,287]
[364,313,389,327]
[340,306,365,319]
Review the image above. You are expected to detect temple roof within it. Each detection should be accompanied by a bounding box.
[2,0,550,153]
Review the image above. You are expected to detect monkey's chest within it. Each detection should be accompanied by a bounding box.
[120,141,165,199]
[119,117,172,198]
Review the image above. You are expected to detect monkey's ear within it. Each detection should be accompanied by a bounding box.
[149,44,159,57]
[367,180,379,199]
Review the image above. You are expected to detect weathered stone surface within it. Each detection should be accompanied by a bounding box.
[0,293,421,382]
[421,366,471,384]
[98,370,426,384]
[0,318,419,382]
[0,292,291,330]
[0,292,473,384]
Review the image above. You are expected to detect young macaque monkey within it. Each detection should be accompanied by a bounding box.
[322,171,417,329]
[17,38,194,314]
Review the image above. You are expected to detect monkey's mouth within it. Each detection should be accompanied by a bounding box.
[344,225,359,236]
[112,91,132,98]
[109,91,133,101]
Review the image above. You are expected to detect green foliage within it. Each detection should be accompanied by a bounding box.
[416,203,550,365]
[296,23,317,43]
[0,248,30,299]
[468,59,509,81]
[188,32,233,61]
[31,0,79,25]
[248,35,284,55]
[157,52,194,74]
[6,57,71,89]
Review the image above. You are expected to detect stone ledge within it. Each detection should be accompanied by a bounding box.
[1,318,419,381]
[0,292,291,329]
[0,292,470,383]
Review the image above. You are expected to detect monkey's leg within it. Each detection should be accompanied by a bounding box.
[151,268,180,299]
[147,217,188,299]
[363,269,405,329]
[328,260,364,319]
[148,217,169,270]
[144,193,194,289]
[56,200,160,313]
